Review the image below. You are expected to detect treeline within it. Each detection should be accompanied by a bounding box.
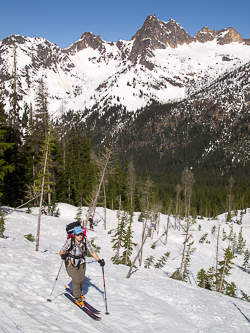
[0,79,156,212]
[1,73,250,217]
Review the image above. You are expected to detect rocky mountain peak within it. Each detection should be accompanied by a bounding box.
[194,26,243,44]
[64,31,104,55]
[194,27,217,43]
[129,15,193,69]
[216,27,243,45]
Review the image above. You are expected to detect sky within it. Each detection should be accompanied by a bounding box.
[1,0,250,49]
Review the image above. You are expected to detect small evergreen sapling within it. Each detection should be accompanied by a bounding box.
[222,228,227,241]
[199,233,208,243]
[154,252,170,268]
[144,256,155,268]
[170,269,182,281]
[225,281,237,298]
[241,290,250,302]
[24,233,35,242]
[217,246,234,293]
[243,249,250,272]
[211,225,216,235]
[75,206,83,224]
[236,227,246,255]
[197,269,211,290]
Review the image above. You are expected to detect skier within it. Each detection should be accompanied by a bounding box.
[89,216,94,231]
[59,226,105,307]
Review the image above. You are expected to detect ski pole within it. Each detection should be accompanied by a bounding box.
[47,261,64,302]
[102,265,109,315]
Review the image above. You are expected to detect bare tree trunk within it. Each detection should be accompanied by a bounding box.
[125,245,128,266]
[48,183,51,216]
[140,218,147,266]
[86,149,112,226]
[180,219,191,276]
[157,213,160,235]
[4,195,40,217]
[103,182,107,230]
[164,200,172,245]
[126,227,150,278]
[218,258,227,293]
[35,132,50,252]
[215,223,221,275]
[175,184,181,230]
[116,236,121,260]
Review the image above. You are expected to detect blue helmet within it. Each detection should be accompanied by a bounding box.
[73,226,83,235]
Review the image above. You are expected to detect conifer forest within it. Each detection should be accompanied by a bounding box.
[1,75,250,219]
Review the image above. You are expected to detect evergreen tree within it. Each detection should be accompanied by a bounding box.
[35,78,49,139]
[241,290,250,302]
[110,212,127,264]
[0,102,14,199]
[154,252,170,268]
[222,228,227,241]
[236,226,246,255]
[144,255,155,268]
[122,213,137,266]
[217,246,234,293]
[225,281,237,298]
[75,206,83,224]
[182,237,195,282]
[125,159,136,211]
[197,268,211,289]
[243,249,250,272]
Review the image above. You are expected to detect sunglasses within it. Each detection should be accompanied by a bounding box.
[76,233,83,236]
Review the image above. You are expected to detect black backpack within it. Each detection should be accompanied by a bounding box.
[66,221,81,238]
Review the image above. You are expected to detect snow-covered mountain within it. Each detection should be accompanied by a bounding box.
[0,204,250,332]
[1,14,250,117]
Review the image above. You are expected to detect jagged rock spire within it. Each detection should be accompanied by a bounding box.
[129,14,193,69]
[194,26,243,44]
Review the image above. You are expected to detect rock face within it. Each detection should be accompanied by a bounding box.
[194,27,217,43]
[64,32,105,54]
[194,27,244,44]
[129,14,193,68]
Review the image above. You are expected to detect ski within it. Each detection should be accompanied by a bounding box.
[65,286,101,314]
[64,292,102,321]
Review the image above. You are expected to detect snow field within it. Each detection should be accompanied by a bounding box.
[0,203,250,332]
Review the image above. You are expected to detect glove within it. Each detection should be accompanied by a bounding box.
[61,253,67,260]
[98,259,105,266]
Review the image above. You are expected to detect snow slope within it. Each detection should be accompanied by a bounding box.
[0,203,250,332]
[2,32,250,117]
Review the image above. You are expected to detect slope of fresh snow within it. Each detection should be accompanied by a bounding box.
[0,203,250,332]
[2,34,250,116]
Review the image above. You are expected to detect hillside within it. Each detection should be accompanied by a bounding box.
[0,204,250,332]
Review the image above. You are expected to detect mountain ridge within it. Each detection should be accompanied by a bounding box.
[1,14,250,117]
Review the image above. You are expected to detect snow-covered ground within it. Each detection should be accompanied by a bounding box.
[0,203,250,332]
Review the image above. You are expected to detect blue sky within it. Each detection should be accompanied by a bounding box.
[1,0,249,49]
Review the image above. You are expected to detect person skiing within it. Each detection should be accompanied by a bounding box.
[89,216,94,231]
[59,226,105,307]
